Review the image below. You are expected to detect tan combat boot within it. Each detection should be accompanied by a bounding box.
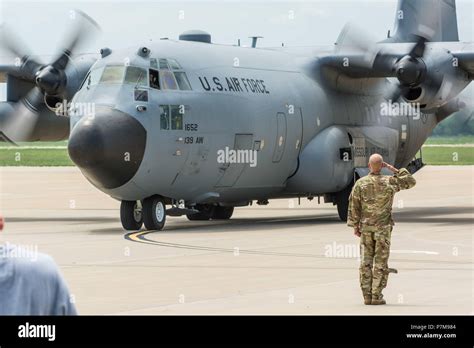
[371,295,386,305]
[363,295,372,305]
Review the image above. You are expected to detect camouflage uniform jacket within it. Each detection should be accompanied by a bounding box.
[347,168,416,230]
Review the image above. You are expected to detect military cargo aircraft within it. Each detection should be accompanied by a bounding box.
[0,0,473,230]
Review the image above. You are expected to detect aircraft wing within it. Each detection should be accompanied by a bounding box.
[454,52,474,79]
[318,53,402,79]
[320,49,474,81]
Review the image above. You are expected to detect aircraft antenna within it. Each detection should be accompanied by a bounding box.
[249,36,263,48]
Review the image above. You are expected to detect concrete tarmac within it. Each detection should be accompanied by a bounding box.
[0,166,472,314]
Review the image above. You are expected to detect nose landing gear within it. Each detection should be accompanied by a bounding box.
[120,200,143,230]
[142,196,167,231]
[120,196,167,231]
[120,199,235,231]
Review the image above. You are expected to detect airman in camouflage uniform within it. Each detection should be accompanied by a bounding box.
[347,154,416,305]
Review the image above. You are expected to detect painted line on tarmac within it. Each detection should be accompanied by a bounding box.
[423,144,474,147]
[125,230,331,259]
[125,231,466,264]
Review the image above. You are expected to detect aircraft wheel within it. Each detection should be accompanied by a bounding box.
[186,205,213,221]
[143,196,166,230]
[120,200,143,230]
[335,185,352,222]
[211,206,234,220]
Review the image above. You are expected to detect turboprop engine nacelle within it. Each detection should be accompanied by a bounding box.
[401,50,471,111]
[286,126,354,195]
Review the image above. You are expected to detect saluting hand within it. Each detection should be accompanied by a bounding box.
[382,162,399,173]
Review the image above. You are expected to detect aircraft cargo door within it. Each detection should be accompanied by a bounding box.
[272,113,287,163]
[215,134,253,188]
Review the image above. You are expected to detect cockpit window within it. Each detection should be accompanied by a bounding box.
[159,59,169,70]
[174,72,191,90]
[160,105,170,130]
[100,65,125,84]
[170,105,183,130]
[84,66,104,88]
[168,59,182,70]
[81,60,192,91]
[160,104,186,130]
[157,59,191,91]
[161,70,178,90]
[149,69,160,89]
[134,89,148,102]
[125,66,147,86]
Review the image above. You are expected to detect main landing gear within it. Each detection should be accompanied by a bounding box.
[186,204,234,221]
[334,184,352,222]
[333,173,360,222]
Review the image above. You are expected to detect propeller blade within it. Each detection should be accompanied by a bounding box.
[52,9,100,71]
[408,35,428,59]
[331,23,402,78]
[335,23,381,67]
[436,98,471,123]
[2,87,44,142]
[0,25,43,80]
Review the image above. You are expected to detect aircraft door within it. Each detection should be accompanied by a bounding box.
[215,134,254,187]
[272,113,287,163]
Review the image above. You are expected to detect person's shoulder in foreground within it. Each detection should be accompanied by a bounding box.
[0,216,77,315]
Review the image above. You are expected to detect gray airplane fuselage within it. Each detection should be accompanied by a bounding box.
[68,39,470,205]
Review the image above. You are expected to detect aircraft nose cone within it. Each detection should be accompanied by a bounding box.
[68,108,146,189]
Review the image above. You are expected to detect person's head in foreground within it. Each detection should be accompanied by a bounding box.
[368,153,383,174]
[368,154,399,175]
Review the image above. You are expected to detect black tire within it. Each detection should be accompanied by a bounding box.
[120,200,143,230]
[336,185,352,222]
[186,205,213,221]
[336,198,349,222]
[211,206,234,220]
[142,196,166,230]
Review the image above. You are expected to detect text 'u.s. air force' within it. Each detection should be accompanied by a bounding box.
[198,76,270,94]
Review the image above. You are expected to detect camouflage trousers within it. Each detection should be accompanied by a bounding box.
[359,226,392,299]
